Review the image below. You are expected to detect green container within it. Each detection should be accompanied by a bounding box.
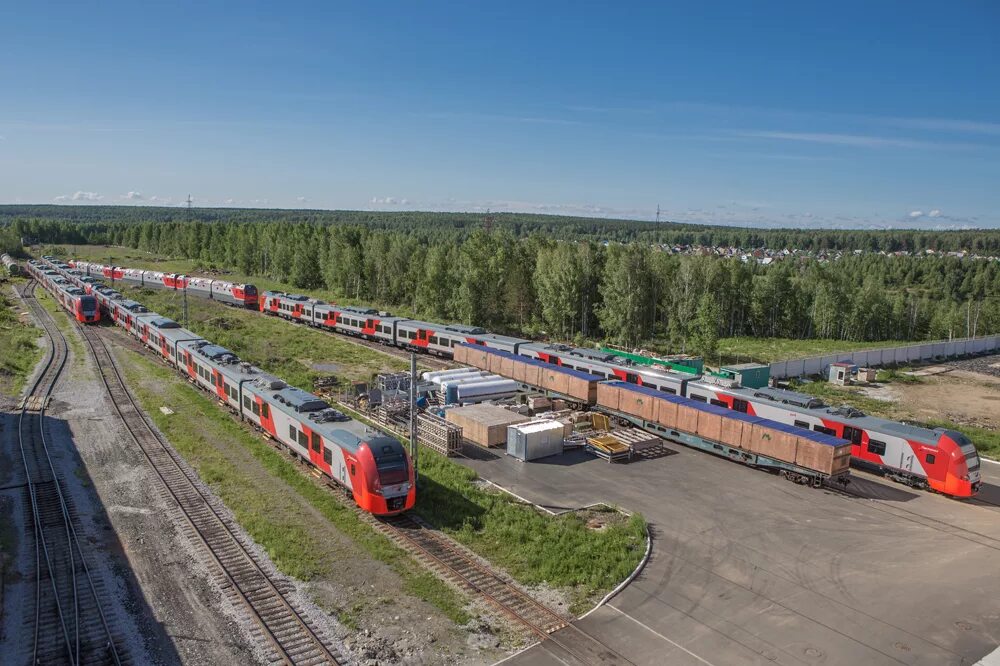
[600,348,703,375]
[719,363,771,389]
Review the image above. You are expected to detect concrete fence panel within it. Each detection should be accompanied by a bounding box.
[768,334,1000,379]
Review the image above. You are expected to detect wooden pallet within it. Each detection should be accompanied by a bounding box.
[18,395,48,412]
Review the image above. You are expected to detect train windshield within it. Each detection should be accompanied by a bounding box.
[245,285,258,296]
[373,442,409,485]
[81,296,98,312]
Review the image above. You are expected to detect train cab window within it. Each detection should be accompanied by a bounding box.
[710,399,727,408]
[925,453,936,465]
[297,430,308,449]
[843,426,863,446]
[310,432,321,453]
[813,425,836,436]
[867,440,886,455]
[690,394,707,403]
[289,424,297,441]
[323,448,332,465]
[794,420,810,429]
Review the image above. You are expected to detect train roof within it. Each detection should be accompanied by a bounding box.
[475,332,531,345]
[396,319,486,334]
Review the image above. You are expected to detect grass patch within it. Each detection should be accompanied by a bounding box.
[875,367,923,384]
[118,348,469,624]
[789,379,899,417]
[714,337,892,365]
[0,284,42,396]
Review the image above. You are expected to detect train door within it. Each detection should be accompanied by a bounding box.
[733,398,749,413]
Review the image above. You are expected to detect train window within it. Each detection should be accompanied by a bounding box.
[843,426,863,446]
[323,448,332,465]
[813,425,836,436]
[794,420,810,429]
[429,336,439,345]
[260,403,269,419]
[311,432,321,452]
[690,394,707,403]
[733,399,749,413]
[662,387,676,395]
[867,440,886,456]
[297,430,308,449]
[710,399,727,408]
[243,396,251,410]
[289,424,297,440]
[925,453,936,465]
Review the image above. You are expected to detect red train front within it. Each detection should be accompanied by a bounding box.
[352,436,416,515]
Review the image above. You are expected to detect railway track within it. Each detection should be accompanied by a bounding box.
[77,324,345,666]
[16,280,127,665]
[371,514,633,665]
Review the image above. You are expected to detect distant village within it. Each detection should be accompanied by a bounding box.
[654,244,999,264]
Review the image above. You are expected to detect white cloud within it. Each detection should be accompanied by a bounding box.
[734,130,975,150]
[223,198,236,205]
[928,209,942,217]
[71,191,103,201]
[909,210,924,218]
[148,195,173,204]
[53,195,68,202]
[296,196,308,203]
[121,191,143,200]
[370,196,400,205]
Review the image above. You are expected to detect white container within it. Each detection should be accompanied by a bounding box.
[423,367,481,382]
[427,369,489,385]
[446,378,518,404]
[506,419,565,461]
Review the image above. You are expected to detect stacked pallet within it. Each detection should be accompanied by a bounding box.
[445,403,531,448]
[455,343,601,402]
[416,412,464,456]
[597,381,851,477]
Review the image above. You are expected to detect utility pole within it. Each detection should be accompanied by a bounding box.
[183,287,189,328]
[409,353,418,485]
[656,204,661,224]
[109,255,114,288]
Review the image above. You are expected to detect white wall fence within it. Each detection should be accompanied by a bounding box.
[769,334,1000,379]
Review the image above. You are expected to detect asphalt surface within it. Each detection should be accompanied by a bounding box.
[456,441,1000,666]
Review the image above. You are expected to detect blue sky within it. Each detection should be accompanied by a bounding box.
[2,1,998,228]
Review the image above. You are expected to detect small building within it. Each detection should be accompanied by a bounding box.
[719,363,771,389]
[828,362,856,386]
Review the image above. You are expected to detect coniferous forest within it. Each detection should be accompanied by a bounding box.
[4,205,1000,357]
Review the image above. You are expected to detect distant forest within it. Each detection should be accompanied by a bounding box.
[3,205,1000,356]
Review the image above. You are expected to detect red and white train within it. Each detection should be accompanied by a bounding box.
[26,260,100,323]
[35,257,415,516]
[65,256,984,498]
[71,260,259,308]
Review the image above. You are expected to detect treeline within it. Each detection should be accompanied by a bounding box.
[5,204,1000,253]
[35,219,1000,358]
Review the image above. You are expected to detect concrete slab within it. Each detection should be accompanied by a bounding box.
[469,440,1000,666]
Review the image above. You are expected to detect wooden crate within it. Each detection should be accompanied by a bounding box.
[718,417,745,449]
[674,404,700,434]
[596,382,621,411]
[695,411,724,443]
[617,388,655,422]
[745,424,798,463]
[794,438,851,475]
[445,404,531,448]
[654,399,678,429]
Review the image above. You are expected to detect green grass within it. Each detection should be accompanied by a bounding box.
[119,349,470,623]
[0,284,42,396]
[715,337,893,365]
[789,379,900,417]
[875,367,923,384]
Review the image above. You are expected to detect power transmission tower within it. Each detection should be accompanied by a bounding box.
[186,194,193,221]
[656,204,661,224]
[483,209,495,234]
